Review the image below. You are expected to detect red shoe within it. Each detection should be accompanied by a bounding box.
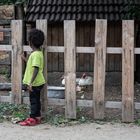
[35,118,41,124]
[19,118,38,126]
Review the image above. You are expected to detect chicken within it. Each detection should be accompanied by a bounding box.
[61,76,80,86]
[78,73,93,86]
[61,73,93,86]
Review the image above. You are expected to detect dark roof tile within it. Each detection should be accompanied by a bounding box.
[26,0,140,22]
[61,13,65,21]
[55,14,61,21]
[46,6,51,12]
[71,14,76,20]
[34,6,41,13]
[41,6,46,13]
[77,5,82,13]
[50,13,55,21]
[44,13,50,19]
[56,6,61,13]
[42,0,47,5]
[51,6,56,13]
[32,0,38,5]
[88,13,93,21]
[62,6,66,12]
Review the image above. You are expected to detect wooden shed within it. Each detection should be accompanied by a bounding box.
[25,0,140,73]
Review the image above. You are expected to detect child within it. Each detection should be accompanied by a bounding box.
[19,29,46,126]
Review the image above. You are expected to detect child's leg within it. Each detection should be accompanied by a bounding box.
[29,86,42,118]
[19,85,44,126]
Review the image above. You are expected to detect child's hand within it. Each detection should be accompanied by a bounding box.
[21,52,27,62]
[27,84,33,92]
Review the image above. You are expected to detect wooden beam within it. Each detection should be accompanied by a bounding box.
[36,20,48,116]
[93,19,107,119]
[11,20,23,104]
[1,96,140,110]
[64,20,76,119]
[0,45,12,51]
[122,20,134,122]
[21,45,140,54]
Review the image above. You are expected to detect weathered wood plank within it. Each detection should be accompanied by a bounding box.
[108,23,115,71]
[11,20,23,104]
[36,20,48,116]
[1,95,140,110]
[58,24,64,72]
[64,20,76,119]
[89,22,95,71]
[0,45,12,51]
[122,20,134,122]
[114,22,122,71]
[47,25,52,71]
[22,45,140,54]
[93,19,107,119]
[84,23,91,71]
[0,95,12,103]
[51,24,59,71]
[79,23,84,71]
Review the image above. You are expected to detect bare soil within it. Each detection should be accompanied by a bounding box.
[0,122,140,140]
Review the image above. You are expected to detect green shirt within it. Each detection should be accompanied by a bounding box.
[23,51,45,86]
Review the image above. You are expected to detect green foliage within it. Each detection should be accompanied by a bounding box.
[135,119,140,126]
[45,107,90,126]
[124,0,140,20]
[45,107,69,126]
[0,103,29,122]
[0,0,27,5]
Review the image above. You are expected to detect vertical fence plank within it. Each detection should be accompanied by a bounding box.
[93,19,107,119]
[64,20,76,119]
[11,20,23,104]
[36,20,48,116]
[122,20,134,122]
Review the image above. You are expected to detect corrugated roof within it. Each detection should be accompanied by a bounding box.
[25,0,140,22]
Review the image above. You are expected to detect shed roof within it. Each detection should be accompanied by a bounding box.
[26,0,140,22]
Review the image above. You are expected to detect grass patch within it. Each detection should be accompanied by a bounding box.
[0,103,90,125]
[135,119,140,126]
[0,103,29,123]
[0,103,139,127]
[44,107,92,126]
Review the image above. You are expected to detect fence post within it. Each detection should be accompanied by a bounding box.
[64,20,76,119]
[93,19,107,119]
[36,20,48,116]
[122,20,134,122]
[11,20,23,104]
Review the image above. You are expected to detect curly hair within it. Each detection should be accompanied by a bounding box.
[28,29,45,48]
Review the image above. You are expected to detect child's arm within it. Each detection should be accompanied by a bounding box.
[28,66,39,91]
[21,52,28,62]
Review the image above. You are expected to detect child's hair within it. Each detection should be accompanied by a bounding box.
[28,29,45,48]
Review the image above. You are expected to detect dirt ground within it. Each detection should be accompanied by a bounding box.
[0,122,140,140]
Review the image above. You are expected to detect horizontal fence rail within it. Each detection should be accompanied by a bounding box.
[0,19,139,122]
[1,45,140,54]
[1,96,140,109]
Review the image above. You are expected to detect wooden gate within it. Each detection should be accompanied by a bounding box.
[0,19,138,122]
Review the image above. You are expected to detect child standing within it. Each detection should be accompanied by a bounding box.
[19,29,46,126]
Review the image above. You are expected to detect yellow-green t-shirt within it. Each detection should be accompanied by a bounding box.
[23,51,45,86]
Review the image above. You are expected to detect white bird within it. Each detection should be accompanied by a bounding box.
[61,76,80,86]
[78,73,93,86]
[61,73,93,87]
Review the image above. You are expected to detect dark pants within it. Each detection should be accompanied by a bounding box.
[29,85,44,118]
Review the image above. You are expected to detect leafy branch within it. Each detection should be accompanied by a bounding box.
[124,0,140,20]
[0,0,27,5]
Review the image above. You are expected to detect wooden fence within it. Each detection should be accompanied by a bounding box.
[0,19,140,122]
